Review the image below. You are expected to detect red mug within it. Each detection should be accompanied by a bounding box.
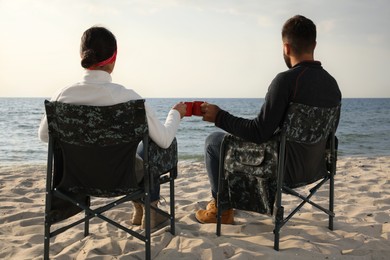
[184,102,193,116]
[192,101,204,116]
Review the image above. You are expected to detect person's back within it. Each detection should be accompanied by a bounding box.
[38,26,187,149]
[275,61,340,107]
[274,61,341,186]
[195,15,341,224]
[38,26,187,229]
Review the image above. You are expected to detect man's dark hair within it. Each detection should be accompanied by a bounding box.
[80,26,117,69]
[282,15,316,55]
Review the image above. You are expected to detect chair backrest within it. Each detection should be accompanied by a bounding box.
[45,99,148,196]
[217,102,340,215]
[281,103,340,187]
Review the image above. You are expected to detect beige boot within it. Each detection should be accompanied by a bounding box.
[141,200,169,229]
[131,201,143,225]
[195,199,234,224]
[195,208,234,224]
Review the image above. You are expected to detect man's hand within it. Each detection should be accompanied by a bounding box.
[201,102,221,123]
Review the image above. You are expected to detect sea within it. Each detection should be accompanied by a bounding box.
[0,97,389,165]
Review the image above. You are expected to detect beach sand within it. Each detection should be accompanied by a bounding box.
[1,156,389,259]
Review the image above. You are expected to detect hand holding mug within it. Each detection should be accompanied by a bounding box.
[201,102,221,123]
[173,102,187,118]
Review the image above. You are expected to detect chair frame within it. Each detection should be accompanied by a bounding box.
[43,100,177,260]
[216,103,340,251]
[273,121,337,250]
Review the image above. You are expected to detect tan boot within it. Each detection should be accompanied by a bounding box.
[195,200,234,224]
[131,201,143,225]
[141,200,169,229]
[206,199,217,212]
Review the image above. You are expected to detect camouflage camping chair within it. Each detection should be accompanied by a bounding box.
[43,99,178,260]
[216,102,340,251]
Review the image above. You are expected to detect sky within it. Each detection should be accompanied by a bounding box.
[1,0,389,98]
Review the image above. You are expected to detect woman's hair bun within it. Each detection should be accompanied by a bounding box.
[81,49,98,69]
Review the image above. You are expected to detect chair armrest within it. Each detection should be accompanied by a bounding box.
[148,138,178,178]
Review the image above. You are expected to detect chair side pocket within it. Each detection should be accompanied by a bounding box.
[227,172,275,215]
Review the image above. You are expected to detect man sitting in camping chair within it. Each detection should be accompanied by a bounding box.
[194,15,342,224]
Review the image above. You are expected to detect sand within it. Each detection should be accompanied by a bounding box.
[0,156,389,259]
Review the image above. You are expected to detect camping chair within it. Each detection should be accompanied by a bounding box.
[43,99,178,260]
[216,102,340,251]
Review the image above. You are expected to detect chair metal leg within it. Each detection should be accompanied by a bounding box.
[170,169,176,235]
[273,205,284,251]
[44,222,50,260]
[44,191,51,260]
[144,192,151,260]
[274,231,280,251]
[84,211,90,237]
[83,196,90,237]
[145,240,151,260]
[44,140,53,260]
[329,131,336,231]
[216,203,222,236]
[274,134,286,251]
[329,169,335,230]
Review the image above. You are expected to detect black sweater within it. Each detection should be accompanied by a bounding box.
[215,61,342,144]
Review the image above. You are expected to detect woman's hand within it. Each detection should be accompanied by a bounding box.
[172,102,187,119]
